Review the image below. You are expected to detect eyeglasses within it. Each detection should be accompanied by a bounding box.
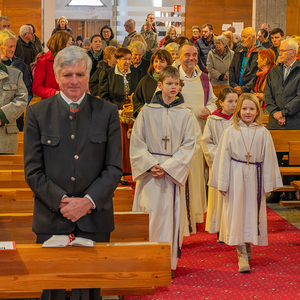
[120,58,131,62]
[279,49,294,54]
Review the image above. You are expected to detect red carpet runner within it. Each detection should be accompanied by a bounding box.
[122,177,300,300]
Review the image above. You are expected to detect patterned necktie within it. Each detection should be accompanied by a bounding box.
[70,103,79,114]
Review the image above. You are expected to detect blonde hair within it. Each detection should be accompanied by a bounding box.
[0,29,18,45]
[233,93,263,130]
[57,16,68,25]
[291,35,300,55]
[223,31,234,50]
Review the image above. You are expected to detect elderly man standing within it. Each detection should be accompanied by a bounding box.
[229,27,264,95]
[123,19,137,48]
[140,13,157,34]
[141,21,158,54]
[174,42,217,234]
[19,25,37,70]
[195,23,215,72]
[24,46,122,300]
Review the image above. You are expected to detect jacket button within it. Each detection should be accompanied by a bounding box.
[47,140,51,144]
[71,177,75,181]
[74,155,79,159]
[69,116,73,120]
[71,135,75,139]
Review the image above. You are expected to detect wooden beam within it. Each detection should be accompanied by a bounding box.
[279,200,300,207]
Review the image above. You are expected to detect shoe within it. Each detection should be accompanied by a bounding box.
[246,243,252,261]
[266,192,281,203]
[120,176,129,186]
[171,270,175,278]
[216,232,224,243]
[236,245,250,273]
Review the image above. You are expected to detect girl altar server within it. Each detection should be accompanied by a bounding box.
[201,87,238,240]
[210,93,282,273]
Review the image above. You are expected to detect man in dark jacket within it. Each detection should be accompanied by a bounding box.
[24,46,122,300]
[229,27,264,95]
[195,23,215,72]
[270,28,285,60]
[18,25,37,71]
[257,29,272,48]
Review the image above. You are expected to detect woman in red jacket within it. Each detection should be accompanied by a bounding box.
[32,31,73,100]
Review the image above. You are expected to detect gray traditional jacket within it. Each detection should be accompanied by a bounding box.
[141,30,159,53]
[0,66,27,154]
[265,60,300,130]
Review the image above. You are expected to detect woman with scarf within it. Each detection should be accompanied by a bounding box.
[132,49,173,118]
[87,34,103,77]
[207,35,234,85]
[251,49,276,112]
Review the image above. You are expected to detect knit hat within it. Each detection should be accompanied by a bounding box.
[83,37,91,45]
[76,35,83,42]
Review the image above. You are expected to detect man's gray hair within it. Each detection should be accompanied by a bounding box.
[54,46,92,77]
[0,16,9,23]
[215,35,227,45]
[19,25,33,37]
[124,19,136,30]
[281,38,298,52]
[127,41,146,54]
[83,38,91,45]
[166,26,176,36]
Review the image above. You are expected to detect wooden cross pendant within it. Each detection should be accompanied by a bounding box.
[245,152,252,165]
[162,136,170,150]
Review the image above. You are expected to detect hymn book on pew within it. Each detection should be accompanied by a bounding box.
[42,234,95,247]
[0,241,16,250]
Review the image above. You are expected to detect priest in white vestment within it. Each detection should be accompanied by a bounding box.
[130,90,200,270]
[174,43,218,234]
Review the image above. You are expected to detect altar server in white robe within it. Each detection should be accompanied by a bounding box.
[201,87,238,238]
[210,93,282,273]
[174,43,218,233]
[130,66,200,273]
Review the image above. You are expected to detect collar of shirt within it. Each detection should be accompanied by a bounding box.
[284,59,296,72]
[115,64,131,77]
[179,65,197,78]
[60,91,85,106]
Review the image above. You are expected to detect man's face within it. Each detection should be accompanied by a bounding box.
[271,33,285,48]
[257,31,265,43]
[55,60,89,102]
[192,29,200,39]
[144,22,151,33]
[158,76,180,100]
[24,30,34,42]
[1,38,16,59]
[202,26,212,39]
[0,19,10,30]
[279,41,296,65]
[131,48,143,65]
[147,14,154,24]
[241,30,255,49]
[179,45,198,71]
[124,25,130,33]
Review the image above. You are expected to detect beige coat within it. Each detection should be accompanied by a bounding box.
[0,66,27,154]
[141,31,159,53]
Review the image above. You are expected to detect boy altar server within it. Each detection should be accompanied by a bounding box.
[130,66,200,275]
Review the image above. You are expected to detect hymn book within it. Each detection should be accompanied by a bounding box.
[42,235,95,247]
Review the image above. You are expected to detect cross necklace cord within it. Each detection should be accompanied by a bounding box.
[239,126,257,165]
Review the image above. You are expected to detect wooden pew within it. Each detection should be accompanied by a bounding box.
[269,130,300,206]
[0,211,148,244]
[0,242,171,299]
[0,187,133,213]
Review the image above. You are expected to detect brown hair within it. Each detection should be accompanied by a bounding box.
[175,36,189,45]
[158,65,180,83]
[257,48,276,65]
[90,34,101,43]
[103,46,117,63]
[114,47,131,59]
[148,50,173,75]
[233,93,263,130]
[215,87,238,110]
[47,31,72,57]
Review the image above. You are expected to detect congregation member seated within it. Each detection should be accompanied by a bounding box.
[130,34,152,61]
[175,36,189,45]
[1,29,32,131]
[89,46,117,96]
[141,21,159,54]
[51,15,73,37]
[270,28,285,60]
[222,30,234,50]
[83,37,91,51]
[100,25,120,50]
[32,31,72,100]
[251,48,276,112]
[0,30,27,153]
[190,25,201,44]
[207,35,234,86]
[133,49,173,117]
[87,34,104,77]
[76,35,83,47]
[98,48,142,185]
[159,26,177,49]
[229,27,264,95]
[127,41,150,77]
